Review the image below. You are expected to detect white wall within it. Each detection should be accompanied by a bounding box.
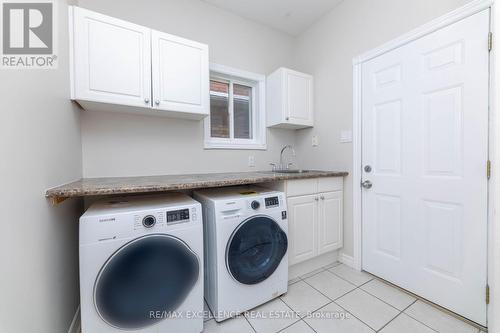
[293,0,475,258]
[77,0,297,177]
[0,1,83,332]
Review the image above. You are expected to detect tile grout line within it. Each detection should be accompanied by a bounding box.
[301,276,355,303]
[374,300,421,333]
[289,264,417,333]
[300,318,319,333]
[357,282,414,313]
[296,264,381,331]
[402,302,463,333]
[399,300,447,333]
[330,299,380,332]
[302,264,401,332]
[367,275,486,331]
[242,313,258,333]
[326,267,421,315]
[292,261,342,283]
[271,297,302,332]
[279,292,332,321]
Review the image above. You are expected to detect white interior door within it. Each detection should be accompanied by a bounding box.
[361,10,489,325]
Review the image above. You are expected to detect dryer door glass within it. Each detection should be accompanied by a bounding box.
[94,234,199,330]
[227,216,288,285]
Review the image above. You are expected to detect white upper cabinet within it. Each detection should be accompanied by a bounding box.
[151,30,209,118]
[266,68,314,129]
[69,6,209,120]
[70,7,151,109]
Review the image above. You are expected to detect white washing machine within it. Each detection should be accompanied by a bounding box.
[79,193,203,333]
[194,186,288,322]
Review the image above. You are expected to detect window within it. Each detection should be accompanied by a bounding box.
[204,64,266,150]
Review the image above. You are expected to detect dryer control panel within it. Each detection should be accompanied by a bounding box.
[133,206,199,230]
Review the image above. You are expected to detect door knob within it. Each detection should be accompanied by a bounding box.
[144,98,150,104]
[155,100,160,106]
[361,180,373,189]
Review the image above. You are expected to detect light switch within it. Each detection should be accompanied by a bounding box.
[312,135,319,147]
[248,156,255,167]
[340,130,353,143]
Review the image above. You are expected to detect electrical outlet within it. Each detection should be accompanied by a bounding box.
[312,135,319,147]
[248,156,255,167]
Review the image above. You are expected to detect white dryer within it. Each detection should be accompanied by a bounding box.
[79,193,203,333]
[194,186,288,322]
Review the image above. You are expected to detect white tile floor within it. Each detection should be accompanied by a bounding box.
[202,263,486,333]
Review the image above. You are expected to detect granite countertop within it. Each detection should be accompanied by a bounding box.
[45,170,348,200]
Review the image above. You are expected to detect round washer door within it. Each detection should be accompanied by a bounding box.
[94,234,199,330]
[226,215,288,285]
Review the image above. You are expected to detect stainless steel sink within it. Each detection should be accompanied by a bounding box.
[272,169,311,174]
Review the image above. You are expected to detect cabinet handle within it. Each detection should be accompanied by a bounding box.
[144,98,150,104]
[321,196,325,200]
[315,197,319,201]
[155,100,160,106]
[286,117,290,121]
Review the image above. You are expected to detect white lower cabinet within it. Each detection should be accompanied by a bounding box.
[288,194,318,265]
[266,177,343,266]
[318,191,343,255]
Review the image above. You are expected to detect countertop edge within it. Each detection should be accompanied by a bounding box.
[45,171,349,199]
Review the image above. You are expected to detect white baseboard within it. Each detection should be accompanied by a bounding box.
[339,253,355,269]
[68,305,81,333]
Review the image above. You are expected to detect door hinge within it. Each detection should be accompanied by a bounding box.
[486,285,490,304]
[487,160,492,180]
[489,32,493,52]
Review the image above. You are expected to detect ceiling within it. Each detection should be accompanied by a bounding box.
[200,0,344,36]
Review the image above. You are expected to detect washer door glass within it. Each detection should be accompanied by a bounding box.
[94,234,199,330]
[227,216,288,285]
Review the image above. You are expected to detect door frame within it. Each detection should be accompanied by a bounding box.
[351,0,495,329]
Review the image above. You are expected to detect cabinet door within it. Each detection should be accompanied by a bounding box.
[318,191,343,254]
[285,70,313,126]
[152,30,209,117]
[287,195,318,265]
[71,7,152,108]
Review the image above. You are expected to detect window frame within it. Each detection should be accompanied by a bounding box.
[204,63,267,150]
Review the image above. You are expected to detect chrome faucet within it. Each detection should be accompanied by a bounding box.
[280,145,295,168]
[270,145,295,171]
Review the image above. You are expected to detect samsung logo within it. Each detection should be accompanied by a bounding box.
[99,218,116,223]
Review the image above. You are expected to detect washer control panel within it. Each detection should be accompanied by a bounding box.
[265,196,280,208]
[251,200,260,210]
[134,212,164,230]
[142,215,156,228]
[167,208,190,225]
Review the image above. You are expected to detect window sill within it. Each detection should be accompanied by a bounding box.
[204,141,267,150]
